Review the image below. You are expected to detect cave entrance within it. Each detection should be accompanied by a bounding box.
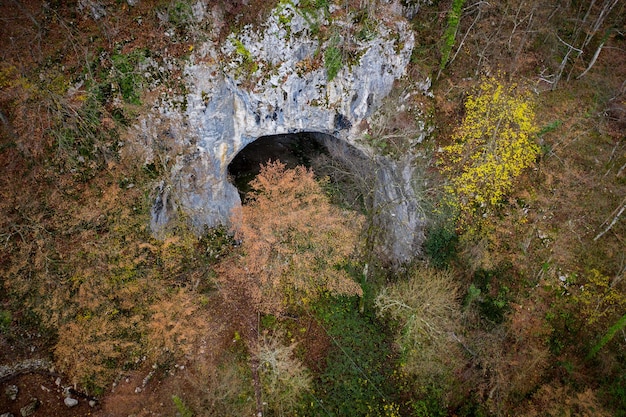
[228,132,333,198]
[227,132,370,211]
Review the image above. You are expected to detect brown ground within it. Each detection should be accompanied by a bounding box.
[1,373,93,417]
[0,364,206,417]
[0,293,231,417]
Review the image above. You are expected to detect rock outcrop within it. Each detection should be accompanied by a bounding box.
[135,0,430,264]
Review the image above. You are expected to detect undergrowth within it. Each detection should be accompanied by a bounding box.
[304,295,401,416]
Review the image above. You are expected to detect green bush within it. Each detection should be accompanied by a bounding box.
[168,1,194,31]
[410,388,447,417]
[300,0,330,15]
[0,309,11,331]
[424,224,458,268]
[470,268,512,324]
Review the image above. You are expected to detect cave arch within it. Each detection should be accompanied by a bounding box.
[224,130,426,266]
[227,132,367,204]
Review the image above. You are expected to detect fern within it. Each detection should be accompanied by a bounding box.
[588,313,626,359]
[172,395,193,417]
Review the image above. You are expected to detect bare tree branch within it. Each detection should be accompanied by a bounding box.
[594,197,626,241]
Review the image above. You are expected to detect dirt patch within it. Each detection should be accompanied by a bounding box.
[296,315,332,374]
[0,373,94,417]
[93,365,179,417]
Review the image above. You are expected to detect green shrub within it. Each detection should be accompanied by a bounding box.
[537,119,563,136]
[424,224,458,268]
[470,268,512,324]
[410,388,447,417]
[0,310,11,331]
[168,1,194,31]
[231,38,259,77]
[300,0,330,15]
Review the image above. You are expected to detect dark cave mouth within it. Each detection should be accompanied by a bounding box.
[227,132,336,198]
[228,131,372,212]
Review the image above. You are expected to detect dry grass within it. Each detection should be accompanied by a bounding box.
[518,382,613,417]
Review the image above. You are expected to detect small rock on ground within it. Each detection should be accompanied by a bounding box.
[5,385,18,401]
[64,397,79,407]
[20,398,39,417]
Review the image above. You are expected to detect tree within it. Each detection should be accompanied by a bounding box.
[438,76,539,231]
[216,161,364,416]
[218,161,363,316]
[375,266,464,390]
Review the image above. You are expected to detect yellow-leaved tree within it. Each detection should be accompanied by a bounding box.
[218,161,364,316]
[439,77,539,230]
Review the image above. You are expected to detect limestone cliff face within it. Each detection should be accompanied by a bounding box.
[140,0,429,264]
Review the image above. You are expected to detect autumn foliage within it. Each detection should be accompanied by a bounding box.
[218,161,363,315]
[439,77,540,229]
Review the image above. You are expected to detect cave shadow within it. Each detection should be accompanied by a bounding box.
[227,132,372,211]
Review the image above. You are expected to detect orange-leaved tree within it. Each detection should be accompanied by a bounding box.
[218,161,364,315]
[438,76,540,232]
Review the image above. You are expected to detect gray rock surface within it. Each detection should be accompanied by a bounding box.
[78,0,106,20]
[133,0,429,264]
[0,359,53,382]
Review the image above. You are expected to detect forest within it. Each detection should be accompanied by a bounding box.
[0,0,625,416]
